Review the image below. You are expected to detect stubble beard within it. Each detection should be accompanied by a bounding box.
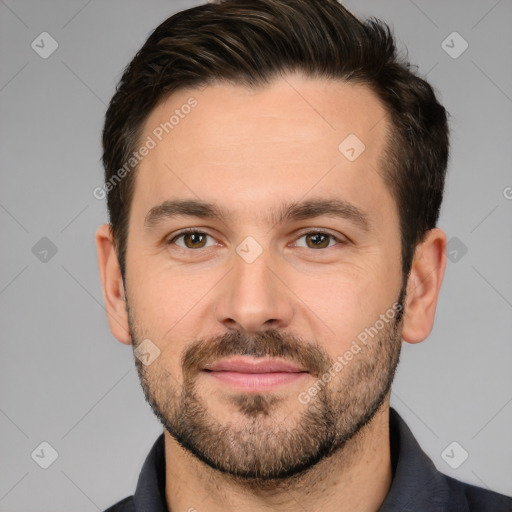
[128,296,404,484]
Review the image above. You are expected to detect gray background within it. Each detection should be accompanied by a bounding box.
[1,0,511,510]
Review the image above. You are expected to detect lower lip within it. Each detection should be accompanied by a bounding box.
[203,371,308,390]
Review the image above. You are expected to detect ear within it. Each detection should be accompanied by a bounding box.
[95,224,132,345]
[401,228,447,344]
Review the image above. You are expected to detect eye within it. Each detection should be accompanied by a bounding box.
[294,231,342,249]
[166,229,345,252]
[168,230,217,250]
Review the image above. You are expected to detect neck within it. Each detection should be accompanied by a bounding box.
[164,401,393,512]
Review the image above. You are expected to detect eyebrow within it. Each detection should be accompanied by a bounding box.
[143,197,371,232]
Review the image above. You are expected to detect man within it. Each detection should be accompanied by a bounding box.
[96,1,512,510]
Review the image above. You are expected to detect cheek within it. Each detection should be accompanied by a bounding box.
[293,255,389,308]
[290,261,398,349]
[127,259,218,343]
[126,263,176,340]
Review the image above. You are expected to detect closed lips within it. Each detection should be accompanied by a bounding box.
[203,358,308,373]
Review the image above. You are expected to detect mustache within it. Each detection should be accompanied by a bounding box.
[181,329,333,381]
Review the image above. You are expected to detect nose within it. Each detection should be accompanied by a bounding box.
[214,246,294,334]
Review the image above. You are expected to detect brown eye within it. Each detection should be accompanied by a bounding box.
[296,231,339,249]
[170,231,213,249]
[183,232,207,248]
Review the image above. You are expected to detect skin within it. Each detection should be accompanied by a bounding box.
[96,73,447,512]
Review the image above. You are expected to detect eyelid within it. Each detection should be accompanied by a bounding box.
[167,228,219,248]
[291,229,347,249]
[293,228,347,242]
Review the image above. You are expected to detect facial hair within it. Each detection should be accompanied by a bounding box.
[128,292,405,483]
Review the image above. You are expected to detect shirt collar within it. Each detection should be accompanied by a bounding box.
[378,407,451,511]
[132,407,451,512]
[133,430,167,512]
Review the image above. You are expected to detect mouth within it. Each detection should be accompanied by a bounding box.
[201,357,310,391]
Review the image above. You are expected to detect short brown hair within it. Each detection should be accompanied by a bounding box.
[102,0,449,279]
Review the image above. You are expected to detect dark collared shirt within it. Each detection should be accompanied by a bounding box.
[104,408,512,511]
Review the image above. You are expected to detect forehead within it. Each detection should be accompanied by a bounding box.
[133,74,394,226]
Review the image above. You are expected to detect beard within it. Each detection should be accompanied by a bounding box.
[128,290,405,483]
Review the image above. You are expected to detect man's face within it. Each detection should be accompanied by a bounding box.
[124,74,405,480]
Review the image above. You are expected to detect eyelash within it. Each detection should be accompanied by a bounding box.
[166,228,345,251]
